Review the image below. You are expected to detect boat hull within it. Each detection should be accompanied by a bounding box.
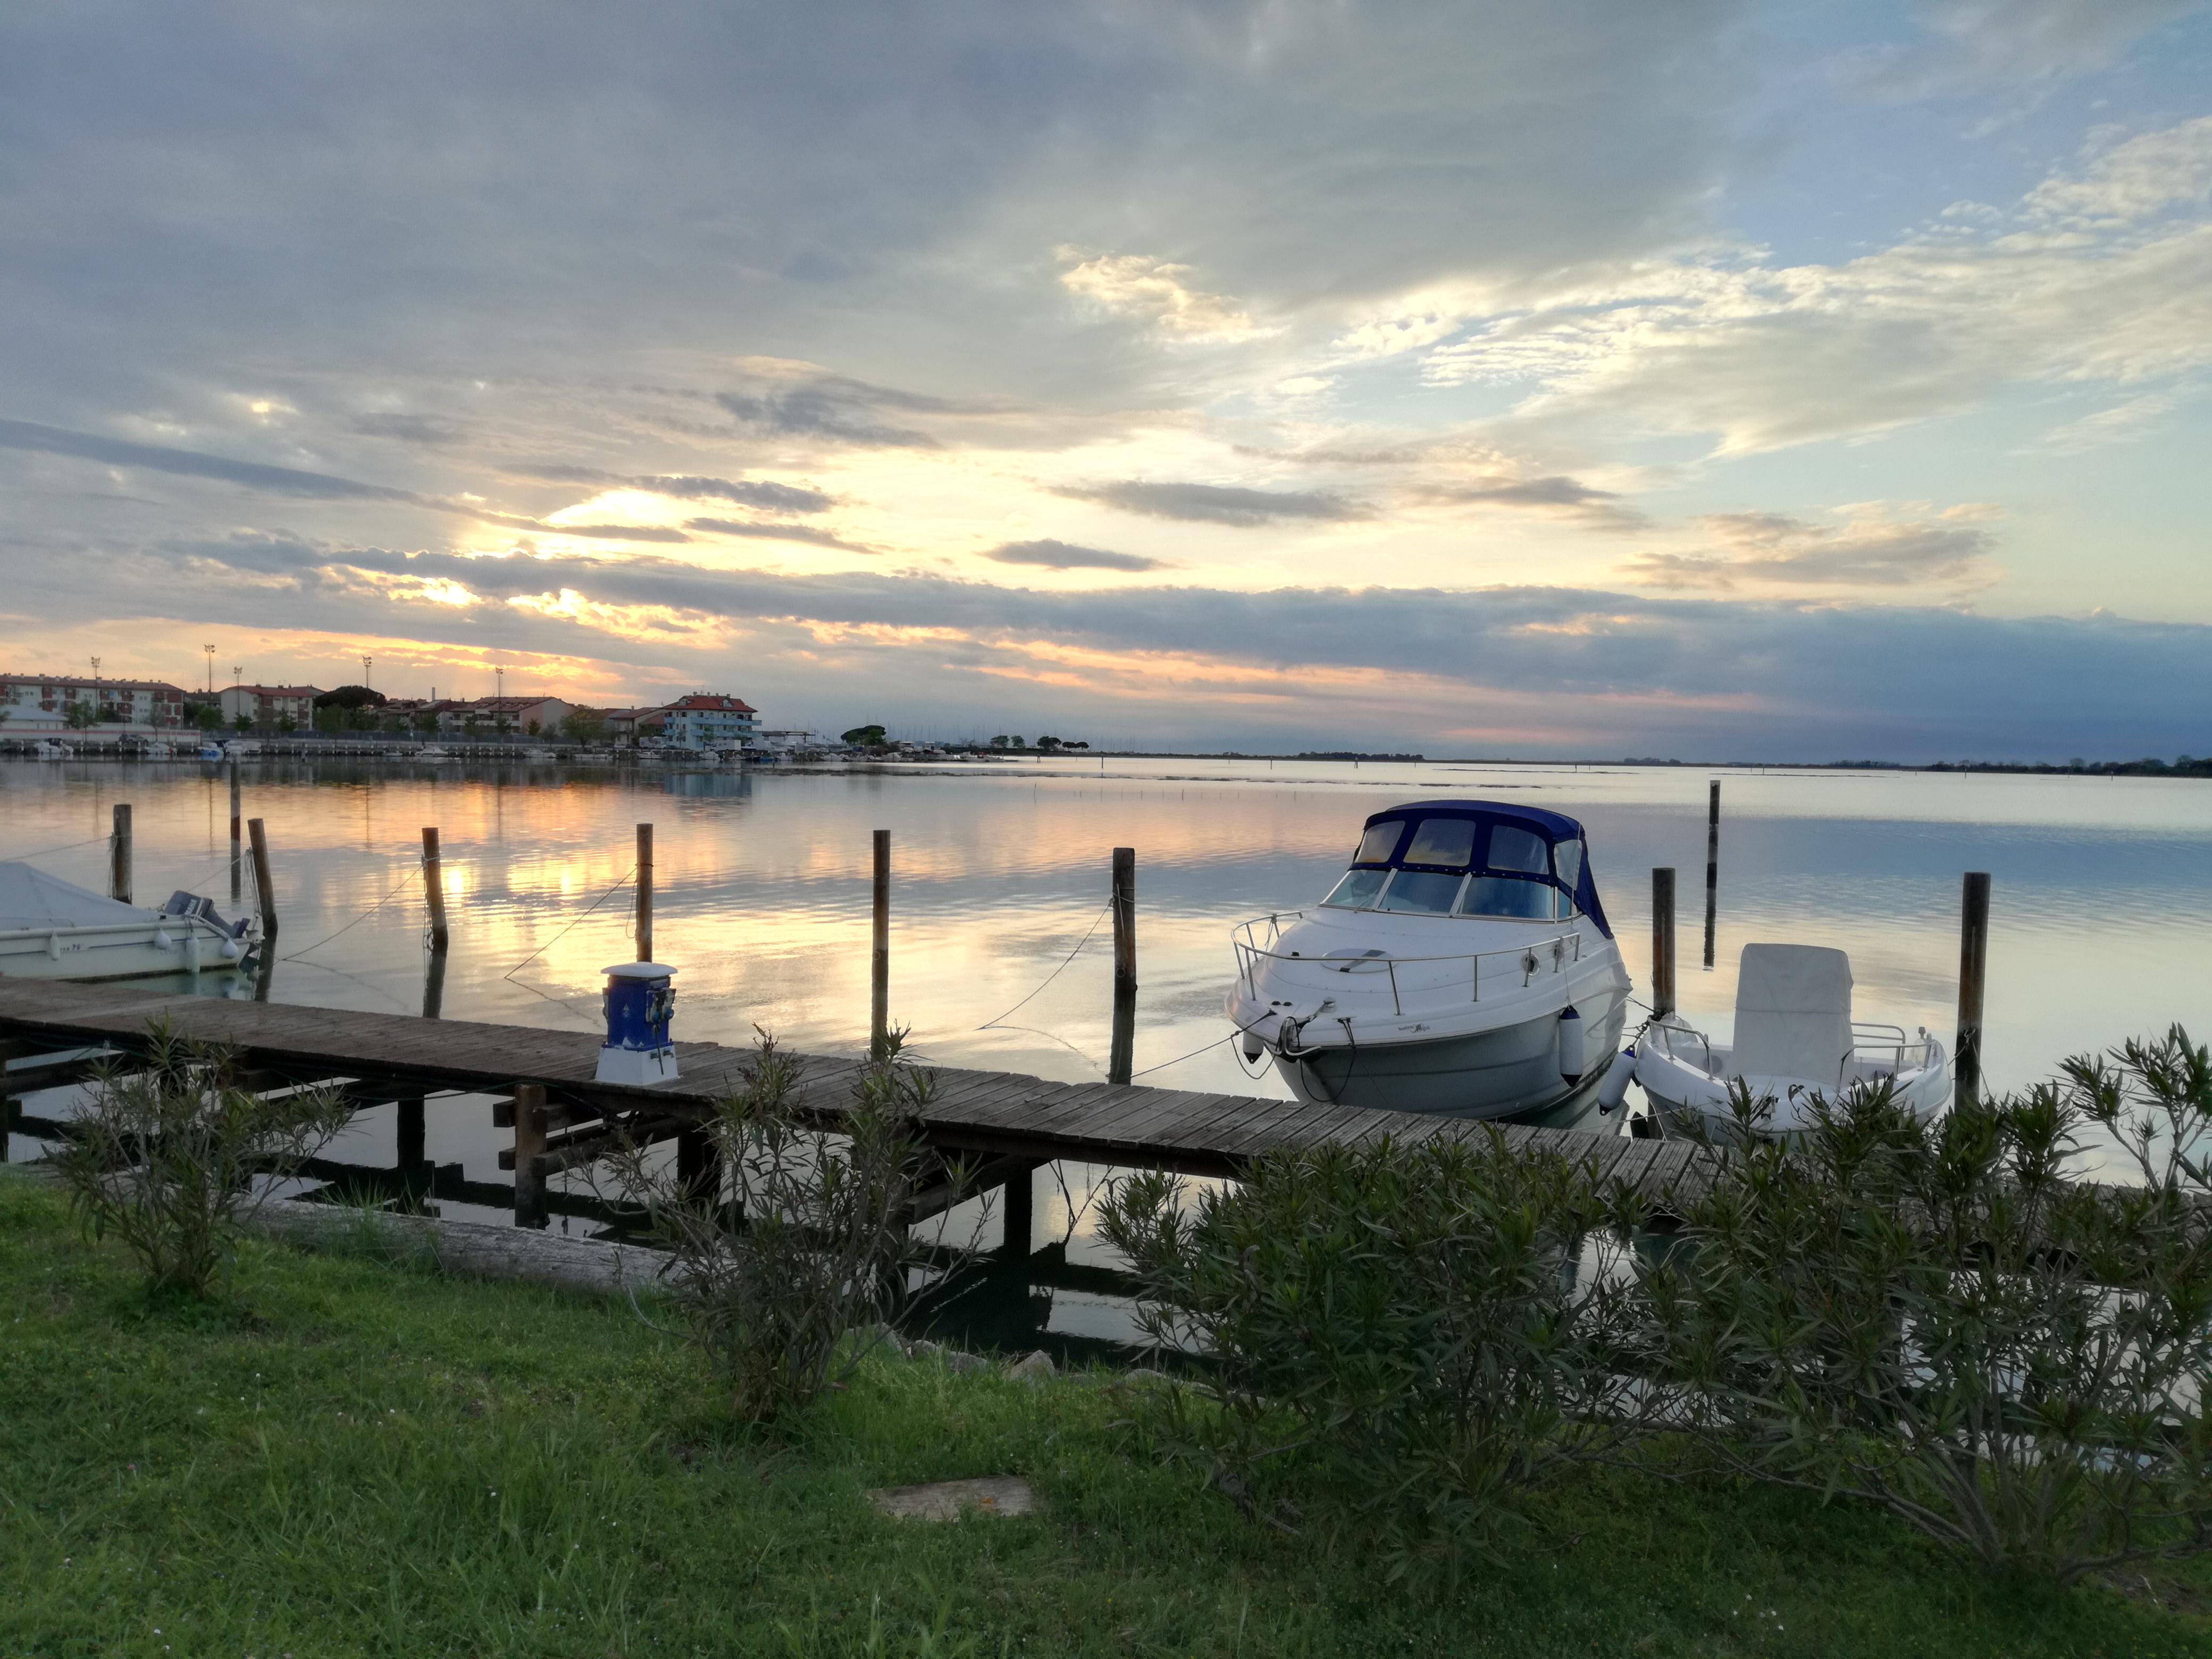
[1273,993,1630,1125]
[0,919,255,982]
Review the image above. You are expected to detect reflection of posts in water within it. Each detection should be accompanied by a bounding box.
[1109,846,1137,1086]
[1703,780,1720,970]
[396,1093,428,1203]
[1000,1161,1035,1259]
[676,1126,724,1218]
[1650,866,1676,1018]
[252,949,275,1003]
[870,829,891,1060]
[110,803,132,904]
[229,759,242,902]
[422,943,447,1020]
[1955,871,1991,1107]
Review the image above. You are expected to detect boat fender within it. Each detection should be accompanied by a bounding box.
[1595,1046,1636,1115]
[1556,1004,1588,1085]
[183,931,203,973]
[1242,1034,1264,1062]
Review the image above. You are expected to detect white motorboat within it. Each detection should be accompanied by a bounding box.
[0,863,260,981]
[33,740,68,759]
[1633,943,1949,1137]
[1227,801,1632,1124]
[197,741,226,760]
[415,745,453,762]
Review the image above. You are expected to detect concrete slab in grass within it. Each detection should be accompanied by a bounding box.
[868,1476,1036,1521]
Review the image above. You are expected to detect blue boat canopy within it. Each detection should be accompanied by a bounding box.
[1343,800,1613,937]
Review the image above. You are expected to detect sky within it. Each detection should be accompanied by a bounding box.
[2,1,2209,761]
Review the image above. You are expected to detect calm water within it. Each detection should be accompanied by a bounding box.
[7,755,2209,1351]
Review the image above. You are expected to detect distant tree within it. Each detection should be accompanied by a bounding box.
[99,703,129,723]
[65,702,99,730]
[275,714,298,735]
[842,724,887,747]
[313,704,345,734]
[560,708,607,743]
[1036,734,1062,751]
[314,684,386,711]
[196,703,223,732]
[1068,740,1090,750]
[413,710,440,735]
[1009,735,1026,749]
[232,713,254,733]
[526,718,542,736]
[990,734,1012,749]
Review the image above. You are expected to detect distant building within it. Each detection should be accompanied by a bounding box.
[437,695,574,735]
[757,727,836,755]
[655,693,760,750]
[3,673,188,730]
[219,683,324,727]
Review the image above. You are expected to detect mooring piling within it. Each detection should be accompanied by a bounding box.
[421,945,446,1020]
[108,803,132,904]
[871,829,891,1060]
[1703,780,1720,970]
[1109,845,1137,1086]
[1652,866,1677,1018]
[1956,871,1991,1106]
[512,1082,548,1228]
[247,817,277,940]
[634,822,654,962]
[421,826,450,952]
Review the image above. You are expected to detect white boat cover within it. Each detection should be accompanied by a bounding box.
[0,862,152,931]
[1733,943,1853,1085]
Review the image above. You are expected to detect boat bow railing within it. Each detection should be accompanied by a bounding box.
[1233,911,1586,1017]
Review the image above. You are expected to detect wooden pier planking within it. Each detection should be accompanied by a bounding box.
[0,978,1700,1201]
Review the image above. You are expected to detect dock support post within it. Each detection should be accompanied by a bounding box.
[512,1082,548,1228]
[1004,1162,1036,1259]
[110,803,132,904]
[421,946,446,1020]
[871,829,891,1060]
[247,817,278,941]
[1109,846,1136,1086]
[677,1126,723,1213]
[229,758,242,902]
[421,826,450,952]
[1652,866,1677,1019]
[1703,780,1719,970]
[1956,872,1990,1107]
[396,1094,427,1197]
[635,823,653,962]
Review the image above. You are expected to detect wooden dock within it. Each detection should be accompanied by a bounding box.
[0,978,1711,1223]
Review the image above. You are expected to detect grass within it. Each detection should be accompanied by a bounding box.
[2,1170,2207,1657]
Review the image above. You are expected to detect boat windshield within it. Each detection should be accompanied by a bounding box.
[1402,817,1477,867]
[1554,837,1583,889]
[1459,876,1563,920]
[1321,868,1389,908]
[1352,820,1403,864]
[1487,825,1550,874]
[1376,870,1463,914]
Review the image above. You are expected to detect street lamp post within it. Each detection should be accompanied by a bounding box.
[204,644,216,693]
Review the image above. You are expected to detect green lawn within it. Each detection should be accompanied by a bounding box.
[2,1170,2206,1657]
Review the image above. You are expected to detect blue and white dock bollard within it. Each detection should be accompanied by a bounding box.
[596,962,679,1085]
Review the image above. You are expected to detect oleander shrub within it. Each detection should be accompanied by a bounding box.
[1640,1033,2212,1583]
[602,1030,965,1421]
[1101,1133,1646,1578]
[52,1017,354,1297]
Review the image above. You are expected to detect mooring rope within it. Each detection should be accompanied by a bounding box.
[279,862,423,962]
[974,901,1115,1032]
[501,864,636,982]
[1128,1011,1276,1081]
[6,833,112,862]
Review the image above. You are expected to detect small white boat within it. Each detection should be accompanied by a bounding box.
[522,747,557,763]
[1633,943,1949,1137]
[1228,801,1633,1124]
[415,745,453,762]
[197,741,225,760]
[0,864,260,981]
[33,740,68,760]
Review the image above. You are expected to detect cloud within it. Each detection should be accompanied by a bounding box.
[346,411,466,446]
[1056,250,1263,341]
[1628,506,1999,589]
[983,539,1163,572]
[529,464,833,513]
[2024,114,2212,224]
[1054,480,1364,526]
[1422,473,1645,530]
[713,369,1009,450]
[71,530,2212,759]
[0,417,420,502]
[684,517,875,552]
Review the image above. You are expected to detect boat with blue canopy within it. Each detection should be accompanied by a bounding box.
[1226,800,1632,1125]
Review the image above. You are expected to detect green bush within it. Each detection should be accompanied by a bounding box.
[1641,1034,2212,1583]
[51,1018,354,1297]
[1101,1133,1645,1579]
[601,1033,963,1422]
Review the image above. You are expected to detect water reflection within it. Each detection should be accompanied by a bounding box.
[5,755,2209,1353]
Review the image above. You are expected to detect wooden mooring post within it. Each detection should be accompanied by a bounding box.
[108,803,132,904]
[1703,780,1719,970]
[871,829,891,1060]
[229,758,242,902]
[512,1082,548,1228]
[247,817,277,940]
[1652,866,1677,1018]
[1956,872,1991,1107]
[635,822,654,962]
[421,826,450,952]
[1109,845,1137,1086]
